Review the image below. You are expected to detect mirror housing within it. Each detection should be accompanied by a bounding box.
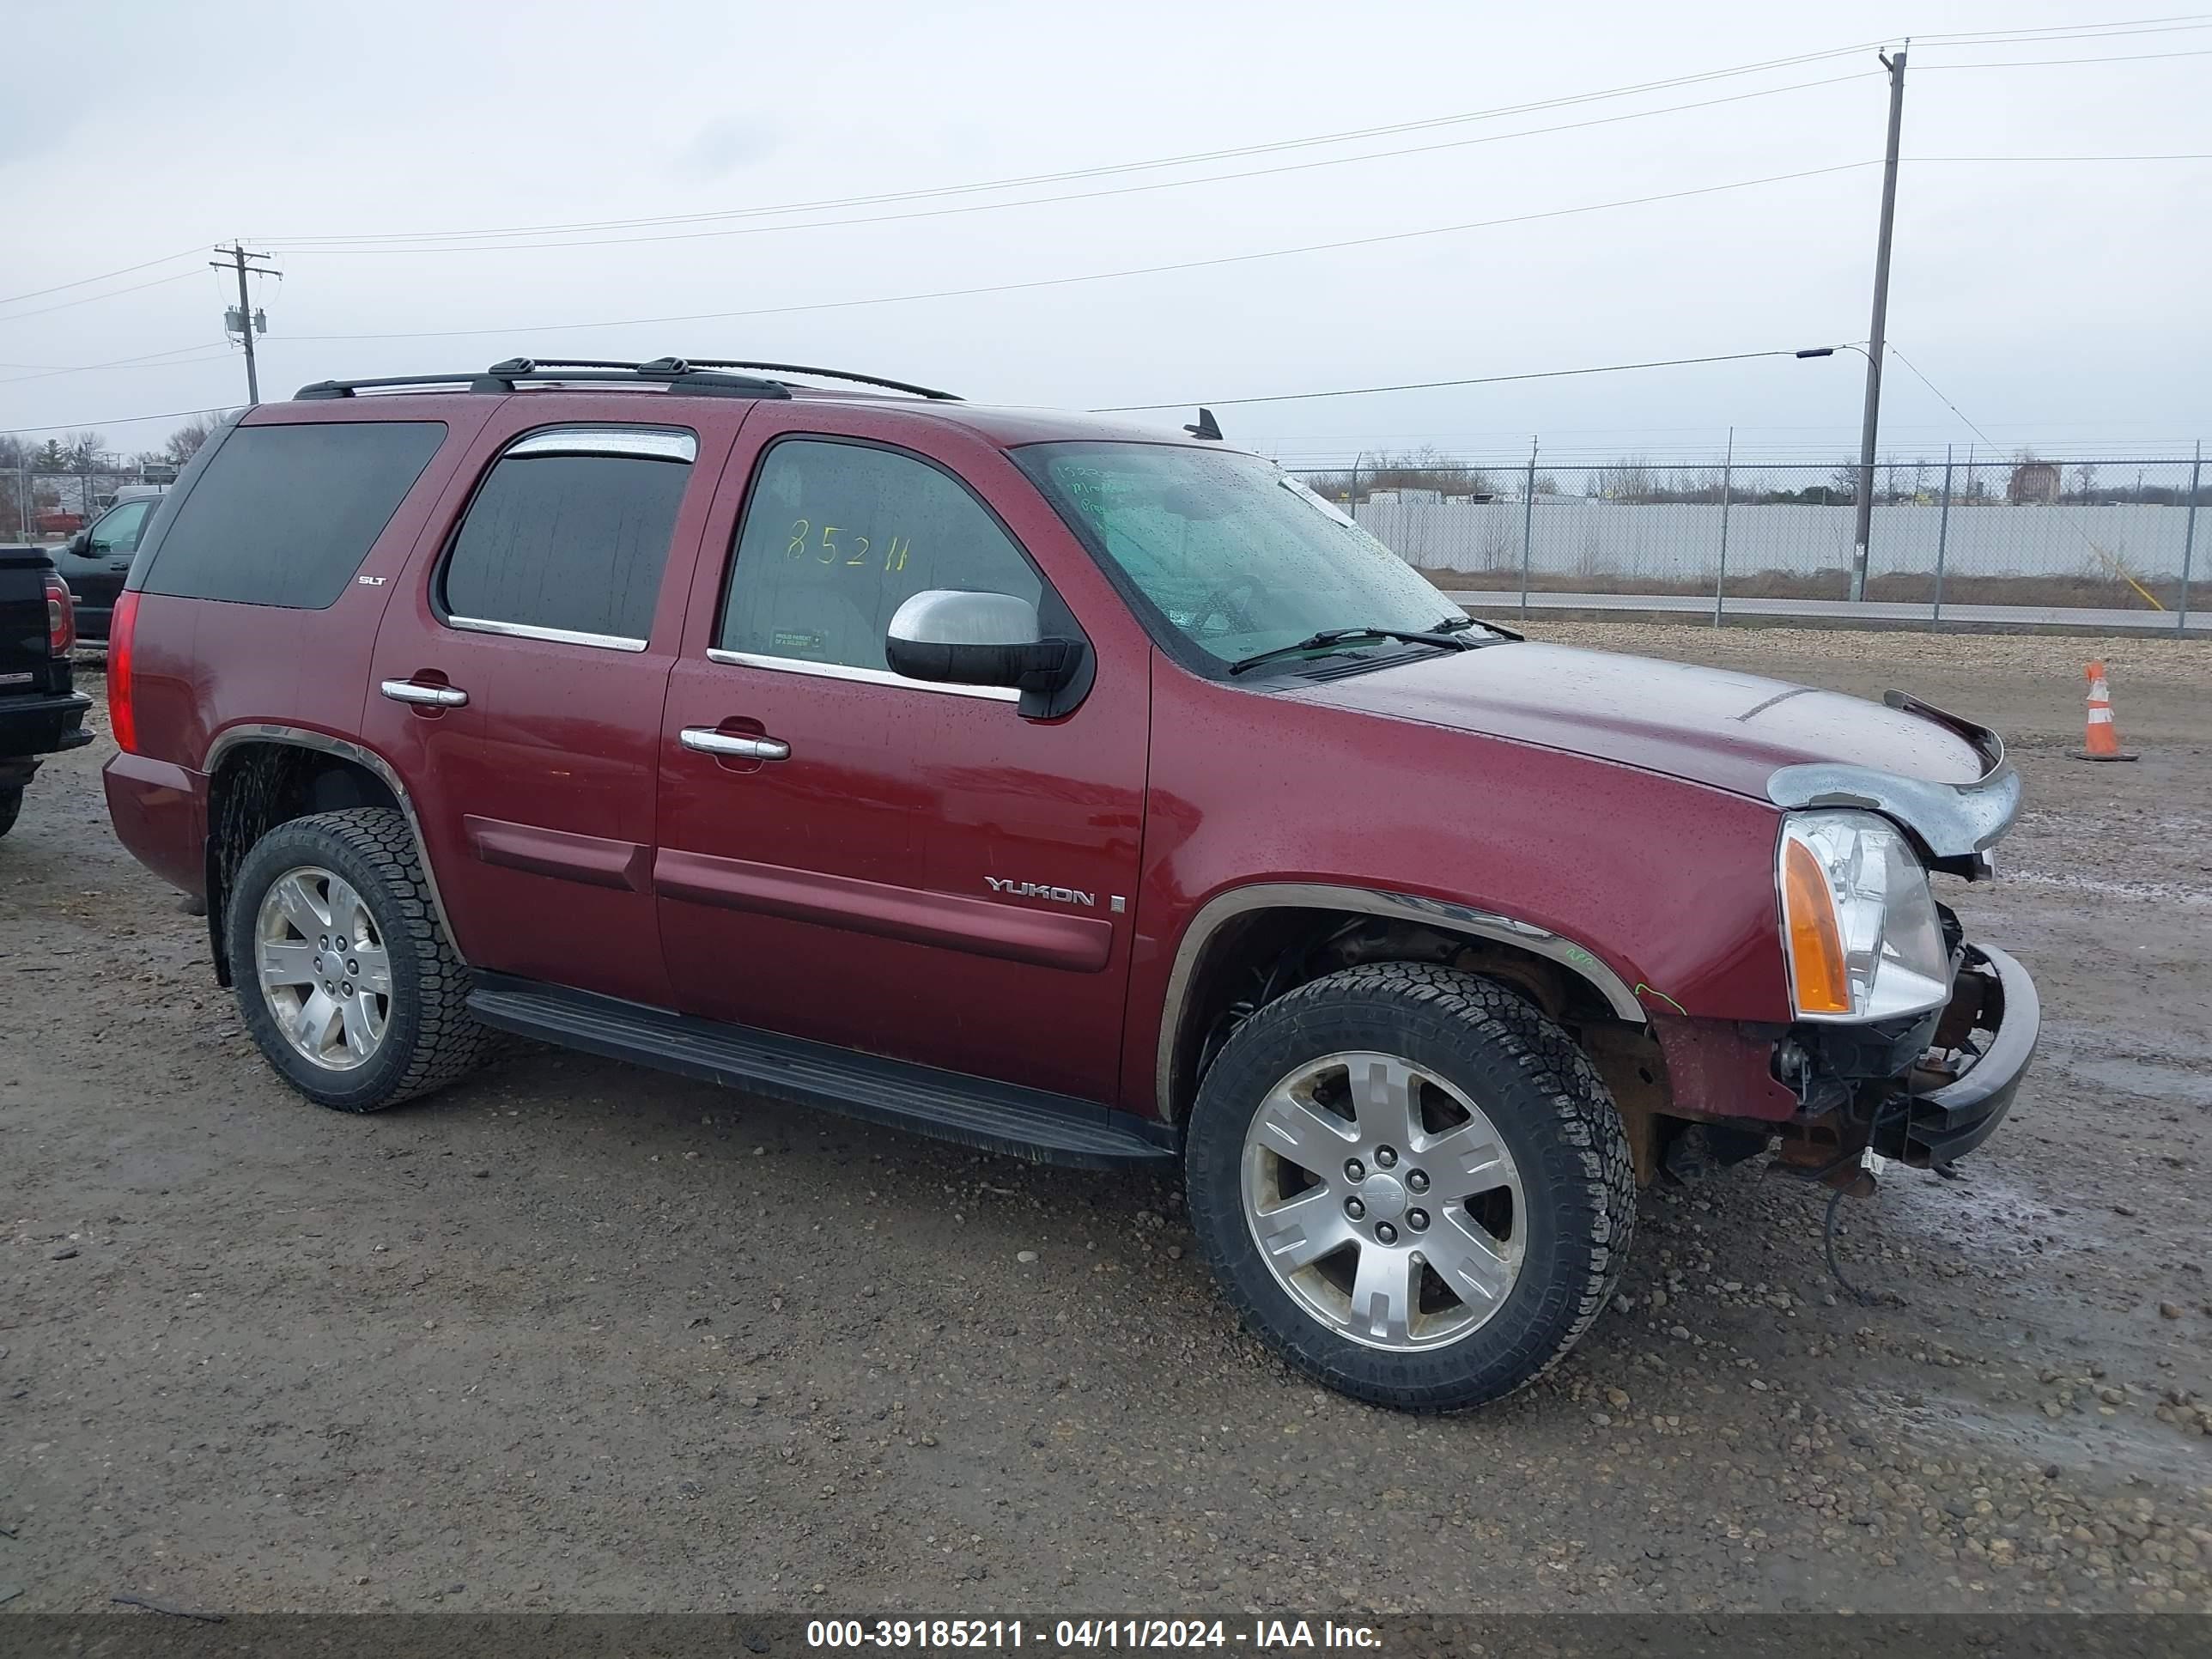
[885,589,1088,717]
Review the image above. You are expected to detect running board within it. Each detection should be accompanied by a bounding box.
[466,975,1179,1170]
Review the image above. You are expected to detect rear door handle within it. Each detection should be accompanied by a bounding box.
[380,678,469,708]
[681,727,790,762]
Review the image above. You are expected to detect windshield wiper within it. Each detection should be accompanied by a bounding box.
[1434,612,1523,641]
[1228,625,1477,677]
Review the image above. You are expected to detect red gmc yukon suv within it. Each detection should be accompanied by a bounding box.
[102,357,2038,1410]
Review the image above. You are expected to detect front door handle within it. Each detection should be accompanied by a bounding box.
[380,678,470,708]
[681,726,790,762]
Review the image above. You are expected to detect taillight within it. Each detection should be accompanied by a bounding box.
[108,589,139,755]
[45,573,76,657]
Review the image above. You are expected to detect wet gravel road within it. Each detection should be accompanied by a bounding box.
[3,629,2208,1615]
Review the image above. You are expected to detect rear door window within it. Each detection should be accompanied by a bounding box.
[438,428,696,646]
[137,421,447,608]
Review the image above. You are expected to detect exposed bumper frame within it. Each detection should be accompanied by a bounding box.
[1876,943,2039,1167]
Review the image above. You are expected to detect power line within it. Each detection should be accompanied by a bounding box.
[0,246,206,310]
[1913,13,2209,40]
[1911,151,2212,160]
[9,14,2197,306]
[271,75,1878,258]
[1093,350,1817,413]
[281,160,1879,344]
[1884,344,2001,449]
[1921,45,2212,66]
[0,343,234,388]
[0,269,201,327]
[1917,17,2212,46]
[259,43,1888,248]
[252,15,2212,250]
[1,404,231,438]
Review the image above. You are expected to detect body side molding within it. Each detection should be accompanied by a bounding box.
[465,814,651,893]
[655,848,1114,972]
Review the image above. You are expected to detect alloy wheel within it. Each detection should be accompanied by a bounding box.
[254,864,393,1072]
[1240,1049,1526,1350]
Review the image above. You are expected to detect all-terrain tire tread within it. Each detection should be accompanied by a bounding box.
[1186,962,1637,1411]
[230,806,489,1111]
[1314,963,1638,1374]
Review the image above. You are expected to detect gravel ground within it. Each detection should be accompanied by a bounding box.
[3,629,2208,1616]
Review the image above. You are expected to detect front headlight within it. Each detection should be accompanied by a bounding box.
[1778,810,1952,1022]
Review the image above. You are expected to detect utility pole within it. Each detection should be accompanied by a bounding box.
[212,244,281,405]
[1850,44,1907,603]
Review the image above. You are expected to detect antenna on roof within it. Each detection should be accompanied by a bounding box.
[1183,407,1223,441]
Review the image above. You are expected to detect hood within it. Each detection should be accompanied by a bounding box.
[1286,641,1989,800]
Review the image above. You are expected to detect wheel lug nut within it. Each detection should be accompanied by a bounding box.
[1407,1170,1429,1194]
[341,981,354,996]
[1376,1222,1398,1245]
[1375,1146,1397,1169]
[1344,1159,1365,1182]
[1407,1209,1429,1231]
[319,935,329,949]
[347,959,358,974]
[1345,1197,1365,1220]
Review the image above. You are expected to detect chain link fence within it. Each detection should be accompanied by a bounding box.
[3,467,170,538]
[1291,450,2209,628]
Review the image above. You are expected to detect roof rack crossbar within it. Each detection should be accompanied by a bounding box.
[294,360,795,401]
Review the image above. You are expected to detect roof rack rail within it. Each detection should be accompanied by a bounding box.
[292,356,960,403]
[641,359,961,401]
[293,358,794,401]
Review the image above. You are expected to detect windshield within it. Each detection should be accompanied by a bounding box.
[1018,442,1457,672]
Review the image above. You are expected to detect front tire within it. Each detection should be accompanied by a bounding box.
[226,807,489,1112]
[0,785,21,839]
[1186,963,1635,1411]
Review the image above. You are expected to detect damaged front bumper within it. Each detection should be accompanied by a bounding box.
[1772,941,2040,1176]
[1877,944,2039,1166]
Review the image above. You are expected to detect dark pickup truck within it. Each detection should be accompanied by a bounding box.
[0,544,91,836]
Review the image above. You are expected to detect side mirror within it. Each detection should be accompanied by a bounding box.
[885,589,1088,715]
[67,530,90,556]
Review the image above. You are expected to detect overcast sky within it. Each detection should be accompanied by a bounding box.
[4,1,2207,469]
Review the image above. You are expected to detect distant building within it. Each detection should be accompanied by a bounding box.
[2008,461,2061,504]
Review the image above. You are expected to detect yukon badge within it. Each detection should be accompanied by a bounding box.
[986,877,1095,908]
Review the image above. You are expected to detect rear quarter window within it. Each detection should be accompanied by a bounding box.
[137,421,447,609]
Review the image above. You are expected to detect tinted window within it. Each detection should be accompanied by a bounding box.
[441,439,692,642]
[140,422,446,608]
[719,439,1040,671]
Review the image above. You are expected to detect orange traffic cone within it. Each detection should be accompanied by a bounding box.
[2075,660,2139,762]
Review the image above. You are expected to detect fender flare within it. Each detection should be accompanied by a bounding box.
[201,723,467,966]
[1156,882,1644,1118]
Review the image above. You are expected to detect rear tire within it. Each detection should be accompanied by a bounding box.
[1186,963,1635,1411]
[0,786,21,839]
[226,807,489,1112]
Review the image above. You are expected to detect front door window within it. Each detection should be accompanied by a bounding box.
[717,439,1041,672]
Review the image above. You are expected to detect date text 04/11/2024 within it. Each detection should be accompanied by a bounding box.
[804,1620,1384,1650]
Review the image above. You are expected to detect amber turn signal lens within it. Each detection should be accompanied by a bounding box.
[1782,836,1850,1015]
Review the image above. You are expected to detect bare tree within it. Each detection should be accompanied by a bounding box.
[162,411,230,465]
[1600,457,1657,503]
[65,431,113,471]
